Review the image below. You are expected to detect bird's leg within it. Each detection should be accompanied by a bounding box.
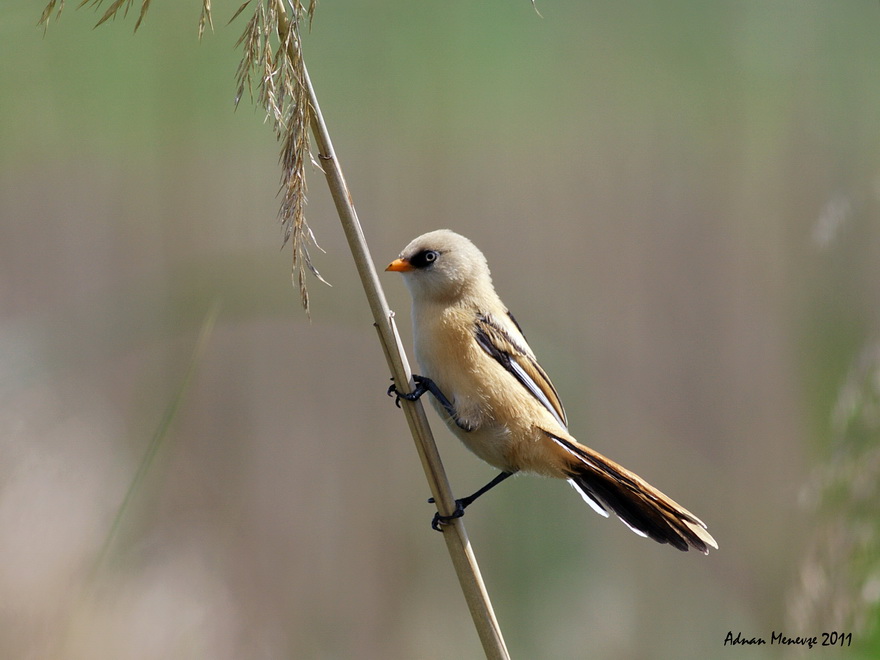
[387,375,473,431]
[387,377,515,527]
[429,471,515,531]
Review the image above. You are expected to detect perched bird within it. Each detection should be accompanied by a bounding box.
[386,229,717,554]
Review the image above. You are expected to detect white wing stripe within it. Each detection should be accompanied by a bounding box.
[567,479,610,518]
[509,360,568,429]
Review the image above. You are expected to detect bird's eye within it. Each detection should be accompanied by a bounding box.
[411,249,440,268]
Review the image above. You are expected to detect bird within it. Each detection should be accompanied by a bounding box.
[385,229,717,554]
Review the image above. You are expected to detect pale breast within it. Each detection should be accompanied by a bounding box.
[411,302,544,471]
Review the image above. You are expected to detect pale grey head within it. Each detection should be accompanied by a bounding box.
[386,229,493,303]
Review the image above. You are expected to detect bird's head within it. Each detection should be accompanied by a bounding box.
[386,229,492,303]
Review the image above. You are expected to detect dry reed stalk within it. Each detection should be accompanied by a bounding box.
[271,6,511,656]
[298,55,512,660]
[38,2,511,656]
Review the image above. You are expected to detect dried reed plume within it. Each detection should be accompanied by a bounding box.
[232,0,325,314]
[41,0,325,314]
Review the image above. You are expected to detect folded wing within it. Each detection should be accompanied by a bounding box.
[474,313,568,429]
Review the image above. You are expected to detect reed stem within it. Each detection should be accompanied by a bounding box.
[299,51,511,660]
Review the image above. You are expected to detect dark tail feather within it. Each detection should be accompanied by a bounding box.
[548,432,718,554]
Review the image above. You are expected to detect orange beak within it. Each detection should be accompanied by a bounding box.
[386,258,414,272]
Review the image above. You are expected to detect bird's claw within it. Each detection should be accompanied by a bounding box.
[386,376,427,408]
[386,379,403,408]
[429,499,466,532]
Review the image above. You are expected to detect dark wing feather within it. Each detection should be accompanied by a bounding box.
[474,313,568,429]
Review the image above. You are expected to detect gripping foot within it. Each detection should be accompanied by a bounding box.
[427,471,515,532]
[387,375,473,432]
[430,501,466,531]
[386,375,431,408]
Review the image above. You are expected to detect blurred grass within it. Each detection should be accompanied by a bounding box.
[91,301,221,578]
[2,1,880,658]
[787,344,880,658]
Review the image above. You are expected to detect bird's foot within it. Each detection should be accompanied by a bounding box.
[386,375,430,408]
[428,498,466,531]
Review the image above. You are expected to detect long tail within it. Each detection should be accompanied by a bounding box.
[547,432,718,554]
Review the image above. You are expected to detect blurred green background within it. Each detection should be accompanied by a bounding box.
[2,1,880,658]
